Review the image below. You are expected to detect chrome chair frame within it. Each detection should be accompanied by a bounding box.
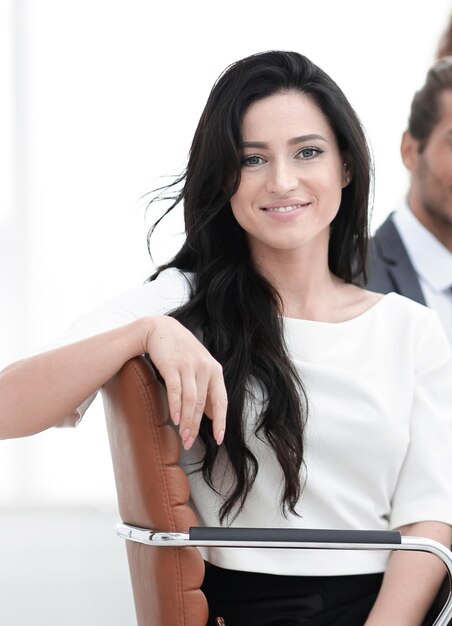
[117,523,452,626]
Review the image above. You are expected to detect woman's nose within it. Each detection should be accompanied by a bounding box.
[265,161,299,195]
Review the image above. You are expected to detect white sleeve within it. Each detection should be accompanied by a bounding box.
[389,310,452,528]
[44,268,192,426]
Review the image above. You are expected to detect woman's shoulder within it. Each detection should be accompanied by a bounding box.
[374,290,438,325]
[45,268,194,351]
[336,286,447,351]
[101,267,193,316]
[371,292,450,362]
[364,290,443,336]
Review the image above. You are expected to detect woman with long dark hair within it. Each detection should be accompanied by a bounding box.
[1,51,452,625]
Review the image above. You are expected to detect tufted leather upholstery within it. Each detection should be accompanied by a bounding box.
[102,356,208,626]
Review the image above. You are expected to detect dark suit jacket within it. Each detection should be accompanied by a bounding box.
[366,213,426,305]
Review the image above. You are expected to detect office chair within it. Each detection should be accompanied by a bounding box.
[102,356,208,625]
[102,356,452,626]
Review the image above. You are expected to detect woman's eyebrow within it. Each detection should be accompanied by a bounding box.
[241,134,328,149]
[288,133,328,145]
[241,141,268,149]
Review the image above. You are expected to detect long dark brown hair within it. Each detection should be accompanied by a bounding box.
[148,51,373,522]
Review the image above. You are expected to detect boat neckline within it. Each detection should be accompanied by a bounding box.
[282,292,395,326]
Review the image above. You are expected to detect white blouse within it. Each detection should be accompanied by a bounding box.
[49,268,452,576]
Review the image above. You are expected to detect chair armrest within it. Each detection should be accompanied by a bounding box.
[116,522,452,626]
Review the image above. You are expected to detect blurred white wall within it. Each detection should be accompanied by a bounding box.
[1,0,451,508]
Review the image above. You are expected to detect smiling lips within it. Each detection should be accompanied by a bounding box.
[264,203,305,213]
[261,201,310,214]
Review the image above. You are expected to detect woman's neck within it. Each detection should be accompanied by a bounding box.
[252,248,340,320]
[251,247,377,323]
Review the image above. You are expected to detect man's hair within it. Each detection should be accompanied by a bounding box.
[409,56,452,152]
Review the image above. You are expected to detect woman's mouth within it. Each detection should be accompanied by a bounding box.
[263,203,305,213]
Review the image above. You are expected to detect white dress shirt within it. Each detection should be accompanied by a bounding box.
[393,204,452,345]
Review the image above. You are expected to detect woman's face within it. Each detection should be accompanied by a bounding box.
[230,90,349,263]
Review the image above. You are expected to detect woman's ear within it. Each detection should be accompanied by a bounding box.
[341,157,352,188]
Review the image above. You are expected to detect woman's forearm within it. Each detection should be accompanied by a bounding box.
[364,521,451,626]
[0,314,227,447]
[0,318,148,439]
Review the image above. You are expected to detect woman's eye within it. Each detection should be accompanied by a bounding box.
[298,147,321,159]
[241,155,265,167]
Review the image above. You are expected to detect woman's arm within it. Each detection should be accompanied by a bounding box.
[0,315,227,448]
[364,521,451,626]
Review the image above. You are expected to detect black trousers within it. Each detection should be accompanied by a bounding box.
[201,564,384,626]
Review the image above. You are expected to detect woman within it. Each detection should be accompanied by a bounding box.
[1,51,452,625]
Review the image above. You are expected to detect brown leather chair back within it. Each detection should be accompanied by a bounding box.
[102,356,208,626]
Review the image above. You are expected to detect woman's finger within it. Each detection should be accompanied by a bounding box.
[178,367,200,450]
[163,368,182,426]
[187,367,210,444]
[205,365,228,445]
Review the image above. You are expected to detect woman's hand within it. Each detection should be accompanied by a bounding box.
[142,316,228,451]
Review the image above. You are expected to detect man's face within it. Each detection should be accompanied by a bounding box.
[405,90,452,235]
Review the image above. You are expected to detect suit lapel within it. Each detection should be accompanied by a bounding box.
[374,216,426,305]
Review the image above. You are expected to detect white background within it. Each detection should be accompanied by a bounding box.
[1,0,451,507]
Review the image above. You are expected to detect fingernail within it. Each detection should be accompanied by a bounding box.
[216,430,224,445]
[181,428,191,441]
[183,436,194,451]
[172,412,180,426]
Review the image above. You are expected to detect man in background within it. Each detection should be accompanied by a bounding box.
[366,57,452,345]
